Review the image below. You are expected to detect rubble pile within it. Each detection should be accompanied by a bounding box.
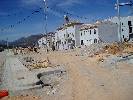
[22,57,51,70]
[122,42,133,53]
[78,42,133,57]
[37,68,67,95]
[80,43,108,56]
[103,43,122,55]
[103,42,133,55]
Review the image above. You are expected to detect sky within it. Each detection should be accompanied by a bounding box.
[0,0,132,41]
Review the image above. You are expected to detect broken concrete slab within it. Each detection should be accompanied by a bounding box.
[37,69,66,86]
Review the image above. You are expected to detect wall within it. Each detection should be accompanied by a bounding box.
[98,23,119,43]
[38,37,47,48]
[80,28,99,46]
[108,16,133,41]
[55,25,81,50]
[75,25,81,47]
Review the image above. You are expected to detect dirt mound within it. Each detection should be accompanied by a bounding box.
[103,42,133,55]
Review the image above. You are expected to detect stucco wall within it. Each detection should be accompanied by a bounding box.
[80,28,99,46]
[98,23,119,43]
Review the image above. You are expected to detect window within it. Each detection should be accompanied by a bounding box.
[94,29,96,34]
[90,30,91,34]
[128,21,132,26]
[64,34,65,37]
[129,34,133,39]
[68,34,69,37]
[94,39,97,43]
[122,23,123,25]
[81,40,84,45]
[129,27,132,33]
[81,32,82,36]
[123,35,124,39]
[72,33,74,37]
[122,29,124,31]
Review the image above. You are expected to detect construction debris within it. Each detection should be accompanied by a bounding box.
[36,69,66,87]
[79,42,133,57]
[103,42,133,55]
[79,43,108,57]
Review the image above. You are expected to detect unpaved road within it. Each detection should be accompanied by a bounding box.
[44,51,133,100]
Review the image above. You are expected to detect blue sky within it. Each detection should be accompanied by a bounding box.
[0,0,132,41]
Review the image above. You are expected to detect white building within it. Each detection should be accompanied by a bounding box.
[55,22,83,50]
[80,24,99,46]
[80,21,118,46]
[38,32,55,49]
[38,36,47,48]
[106,16,133,42]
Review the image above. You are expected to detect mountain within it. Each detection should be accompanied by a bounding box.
[11,34,44,47]
[0,40,7,45]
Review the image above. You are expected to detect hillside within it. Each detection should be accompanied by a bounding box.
[11,34,44,47]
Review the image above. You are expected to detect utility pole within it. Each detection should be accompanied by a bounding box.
[43,0,49,52]
[44,0,48,35]
[115,0,132,42]
[6,38,9,52]
[116,0,122,42]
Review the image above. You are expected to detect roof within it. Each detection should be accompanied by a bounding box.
[80,21,114,30]
[57,21,83,31]
[80,24,97,30]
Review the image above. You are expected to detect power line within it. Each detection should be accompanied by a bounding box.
[0,8,43,32]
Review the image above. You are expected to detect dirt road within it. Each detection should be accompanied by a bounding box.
[44,51,133,100]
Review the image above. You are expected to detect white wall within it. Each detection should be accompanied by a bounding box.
[38,37,47,48]
[80,28,99,46]
[98,22,119,43]
[55,24,81,50]
[108,16,133,41]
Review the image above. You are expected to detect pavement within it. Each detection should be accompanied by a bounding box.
[1,51,40,94]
